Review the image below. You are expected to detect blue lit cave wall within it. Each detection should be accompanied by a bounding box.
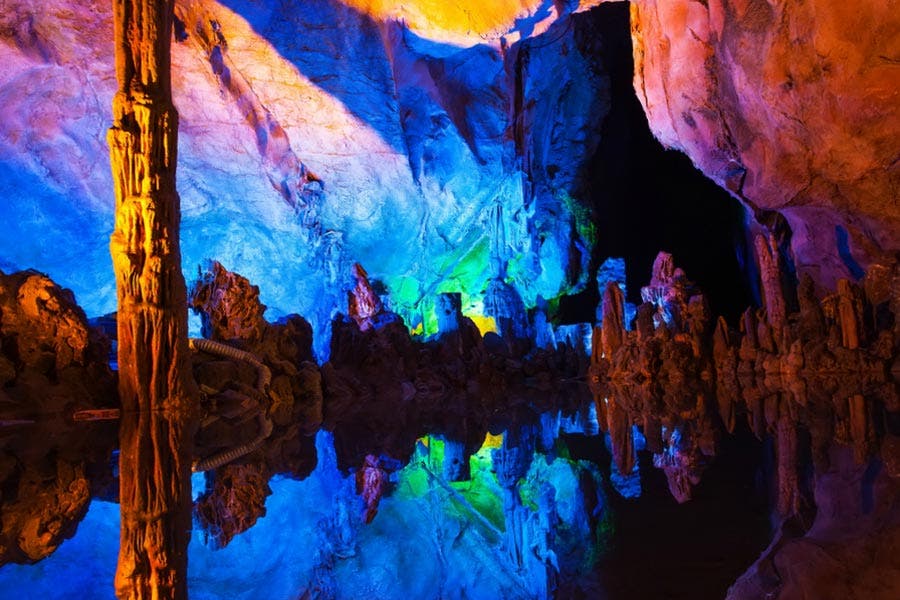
[0,0,626,355]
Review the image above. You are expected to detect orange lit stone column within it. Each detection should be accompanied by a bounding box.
[108,1,197,598]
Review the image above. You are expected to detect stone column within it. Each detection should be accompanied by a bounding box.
[108,1,197,597]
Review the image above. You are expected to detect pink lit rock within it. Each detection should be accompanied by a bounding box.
[631,0,900,288]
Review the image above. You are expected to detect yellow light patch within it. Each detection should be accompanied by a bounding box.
[339,0,550,43]
[480,431,504,450]
[469,315,497,336]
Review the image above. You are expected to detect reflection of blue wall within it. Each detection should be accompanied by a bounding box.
[0,429,609,599]
[0,500,119,600]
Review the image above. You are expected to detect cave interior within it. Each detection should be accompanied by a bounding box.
[0,1,898,599]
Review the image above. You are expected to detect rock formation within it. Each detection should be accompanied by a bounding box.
[0,270,117,565]
[1,247,896,599]
[630,0,900,286]
[0,1,624,346]
[188,260,321,546]
[590,246,899,599]
[0,270,116,417]
[594,248,897,499]
[107,1,197,597]
[181,262,592,544]
[0,1,897,597]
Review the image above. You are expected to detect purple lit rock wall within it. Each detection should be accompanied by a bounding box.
[630,0,900,288]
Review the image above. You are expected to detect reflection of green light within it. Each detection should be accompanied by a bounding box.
[394,435,506,530]
[458,440,505,530]
[391,432,614,582]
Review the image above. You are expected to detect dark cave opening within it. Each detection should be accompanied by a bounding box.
[558,2,753,326]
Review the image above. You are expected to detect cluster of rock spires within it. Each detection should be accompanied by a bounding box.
[187,259,590,546]
[588,244,899,598]
[590,246,898,507]
[1,245,898,595]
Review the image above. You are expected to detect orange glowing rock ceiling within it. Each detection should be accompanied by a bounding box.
[341,0,604,44]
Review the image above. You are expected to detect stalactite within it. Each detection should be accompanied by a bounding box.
[109,1,197,597]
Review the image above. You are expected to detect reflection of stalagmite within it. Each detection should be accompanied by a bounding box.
[713,317,737,433]
[356,454,386,524]
[108,1,197,597]
[775,397,800,518]
[493,426,534,569]
[588,324,608,432]
[593,246,897,516]
[849,394,874,464]
[188,338,274,472]
[608,396,634,475]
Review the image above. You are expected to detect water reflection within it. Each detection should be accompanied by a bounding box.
[1,255,898,599]
[0,401,611,599]
[3,379,898,599]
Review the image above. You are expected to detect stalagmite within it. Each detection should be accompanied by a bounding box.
[108,1,196,597]
[600,281,626,359]
[754,233,788,342]
[797,274,826,342]
[837,279,862,350]
[347,263,384,331]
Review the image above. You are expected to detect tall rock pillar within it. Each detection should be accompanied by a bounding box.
[108,1,196,597]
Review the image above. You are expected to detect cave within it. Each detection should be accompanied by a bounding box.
[0,1,898,599]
